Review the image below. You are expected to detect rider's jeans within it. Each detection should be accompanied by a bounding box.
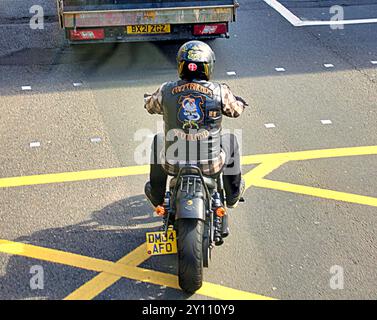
[149,133,242,205]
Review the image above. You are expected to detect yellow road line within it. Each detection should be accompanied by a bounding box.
[0,165,149,189]
[64,243,149,300]
[0,239,115,272]
[243,161,287,189]
[126,267,275,300]
[198,281,275,300]
[254,179,377,208]
[64,273,120,300]
[0,145,376,189]
[242,145,377,164]
[0,239,272,300]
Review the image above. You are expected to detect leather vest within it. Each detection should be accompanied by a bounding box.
[161,80,222,163]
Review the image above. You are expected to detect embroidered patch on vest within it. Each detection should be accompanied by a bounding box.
[177,95,205,130]
[171,83,213,97]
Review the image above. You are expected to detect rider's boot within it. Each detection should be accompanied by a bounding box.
[144,181,164,208]
[226,176,245,209]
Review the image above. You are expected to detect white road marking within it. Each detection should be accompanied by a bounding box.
[371,61,377,65]
[90,137,102,143]
[73,82,83,87]
[227,71,237,76]
[324,64,335,68]
[265,123,276,129]
[263,0,302,26]
[275,67,286,72]
[301,18,377,26]
[22,86,31,91]
[263,0,377,27]
[30,141,41,148]
[321,120,333,125]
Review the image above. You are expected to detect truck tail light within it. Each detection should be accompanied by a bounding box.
[70,29,105,40]
[193,23,227,36]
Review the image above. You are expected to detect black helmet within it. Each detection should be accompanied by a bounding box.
[177,41,216,81]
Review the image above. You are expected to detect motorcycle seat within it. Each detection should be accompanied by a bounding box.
[170,175,217,190]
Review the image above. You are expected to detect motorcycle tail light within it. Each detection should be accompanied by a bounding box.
[215,207,226,217]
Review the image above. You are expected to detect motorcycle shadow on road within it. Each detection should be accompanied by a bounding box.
[0,194,192,300]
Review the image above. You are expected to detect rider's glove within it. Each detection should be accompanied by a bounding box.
[235,95,249,107]
[144,93,151,108]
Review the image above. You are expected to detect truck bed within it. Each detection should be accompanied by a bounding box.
[59,0,238,43]
[61,0,236,28]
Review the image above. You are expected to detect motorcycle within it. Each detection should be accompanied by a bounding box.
[153,165,242,293]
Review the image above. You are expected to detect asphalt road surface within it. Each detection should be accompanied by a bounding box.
[0,0,377,300]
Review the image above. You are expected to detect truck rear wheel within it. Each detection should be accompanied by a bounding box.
[177,219,204,293]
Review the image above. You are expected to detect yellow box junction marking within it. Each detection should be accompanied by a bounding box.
[1,144,377,299]
[0,239,273,300]
[0,165,149,189]
[241,145,377,164]
[253,179,377,208]
[0,144,372,209]
[241,145,377,208]
[64,243,150,300]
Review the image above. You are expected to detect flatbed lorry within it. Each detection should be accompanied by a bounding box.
[57,0,239,44]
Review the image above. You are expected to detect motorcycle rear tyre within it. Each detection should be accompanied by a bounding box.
[177,219,204,293]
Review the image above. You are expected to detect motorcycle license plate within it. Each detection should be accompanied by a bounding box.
[146,230,177,256]
[126,24,171,35]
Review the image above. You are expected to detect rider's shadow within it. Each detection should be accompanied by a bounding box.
[0,195,190,300]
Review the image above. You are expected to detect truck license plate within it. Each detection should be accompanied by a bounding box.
[146,230,177,256]
[127,24,171,35]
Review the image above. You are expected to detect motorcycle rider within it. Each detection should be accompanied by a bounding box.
[144,40,248,210]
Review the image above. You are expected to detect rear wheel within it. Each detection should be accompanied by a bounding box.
[203,221,211,268]
[177,219,204,293]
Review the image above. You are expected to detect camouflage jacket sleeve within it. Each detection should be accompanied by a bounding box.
[144,83,167,115]
[220,83,248,118]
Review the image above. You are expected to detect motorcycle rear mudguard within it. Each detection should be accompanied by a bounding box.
[172,166,210,221]
[175,196,206,221]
